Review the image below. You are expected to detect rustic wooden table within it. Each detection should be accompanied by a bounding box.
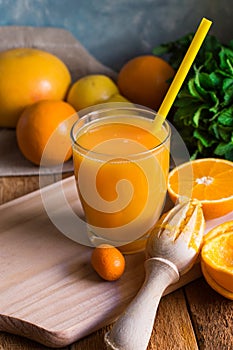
[0,174,232,350]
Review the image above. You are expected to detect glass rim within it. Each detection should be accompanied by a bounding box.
[70,103,171,159]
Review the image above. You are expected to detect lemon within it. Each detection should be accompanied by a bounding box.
[66,74,119,111]
[105,93,130,103]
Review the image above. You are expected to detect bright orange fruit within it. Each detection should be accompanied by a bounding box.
[16,100,77,166]
[168,158,233,220]
[0,48,71,127]
[117,55,175,110]
[201,221,233,300]
[91,244,125,281]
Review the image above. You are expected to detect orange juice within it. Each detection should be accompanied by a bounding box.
[71,104,170,253]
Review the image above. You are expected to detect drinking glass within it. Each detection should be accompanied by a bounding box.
[70,103,171,253]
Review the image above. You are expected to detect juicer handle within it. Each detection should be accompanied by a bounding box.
[105,257,179,350]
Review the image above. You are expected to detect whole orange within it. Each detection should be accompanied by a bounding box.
[117,55,175,110]
[16,100,77,166]
[0,48,71,127]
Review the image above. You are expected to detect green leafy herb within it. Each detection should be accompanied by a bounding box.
[153,35,233,161]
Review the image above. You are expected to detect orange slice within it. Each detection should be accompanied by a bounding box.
[203,220,233,243]
[201,220,233,299]
[168,158,233,220]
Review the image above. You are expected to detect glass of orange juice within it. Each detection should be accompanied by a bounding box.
[70,103,171,254]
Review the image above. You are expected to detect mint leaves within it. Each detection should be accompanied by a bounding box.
[153,35,233,161]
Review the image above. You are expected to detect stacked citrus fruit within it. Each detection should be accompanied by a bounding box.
[0,48,120,166]
[0,47,77,167]
[0,47,175,166]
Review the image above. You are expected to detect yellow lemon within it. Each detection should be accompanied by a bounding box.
[66,74,119,111]
[105,93,130,103]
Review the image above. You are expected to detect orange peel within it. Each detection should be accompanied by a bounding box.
[201,262,233,300]
[201,220,233,299]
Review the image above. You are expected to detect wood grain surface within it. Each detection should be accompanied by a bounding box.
[0,174,233,350]
[0,175,204,348]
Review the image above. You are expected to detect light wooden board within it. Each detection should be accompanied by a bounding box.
[0,176,232,348]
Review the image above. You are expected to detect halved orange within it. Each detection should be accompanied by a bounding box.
[168,158,233,220]
[203,220,233,243]
[201,221,233,300]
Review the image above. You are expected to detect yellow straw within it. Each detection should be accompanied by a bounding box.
[153,17,212,132]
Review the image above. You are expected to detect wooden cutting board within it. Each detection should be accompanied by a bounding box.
[0,176,232,348]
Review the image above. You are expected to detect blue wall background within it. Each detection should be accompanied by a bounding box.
[0,0,232,71]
